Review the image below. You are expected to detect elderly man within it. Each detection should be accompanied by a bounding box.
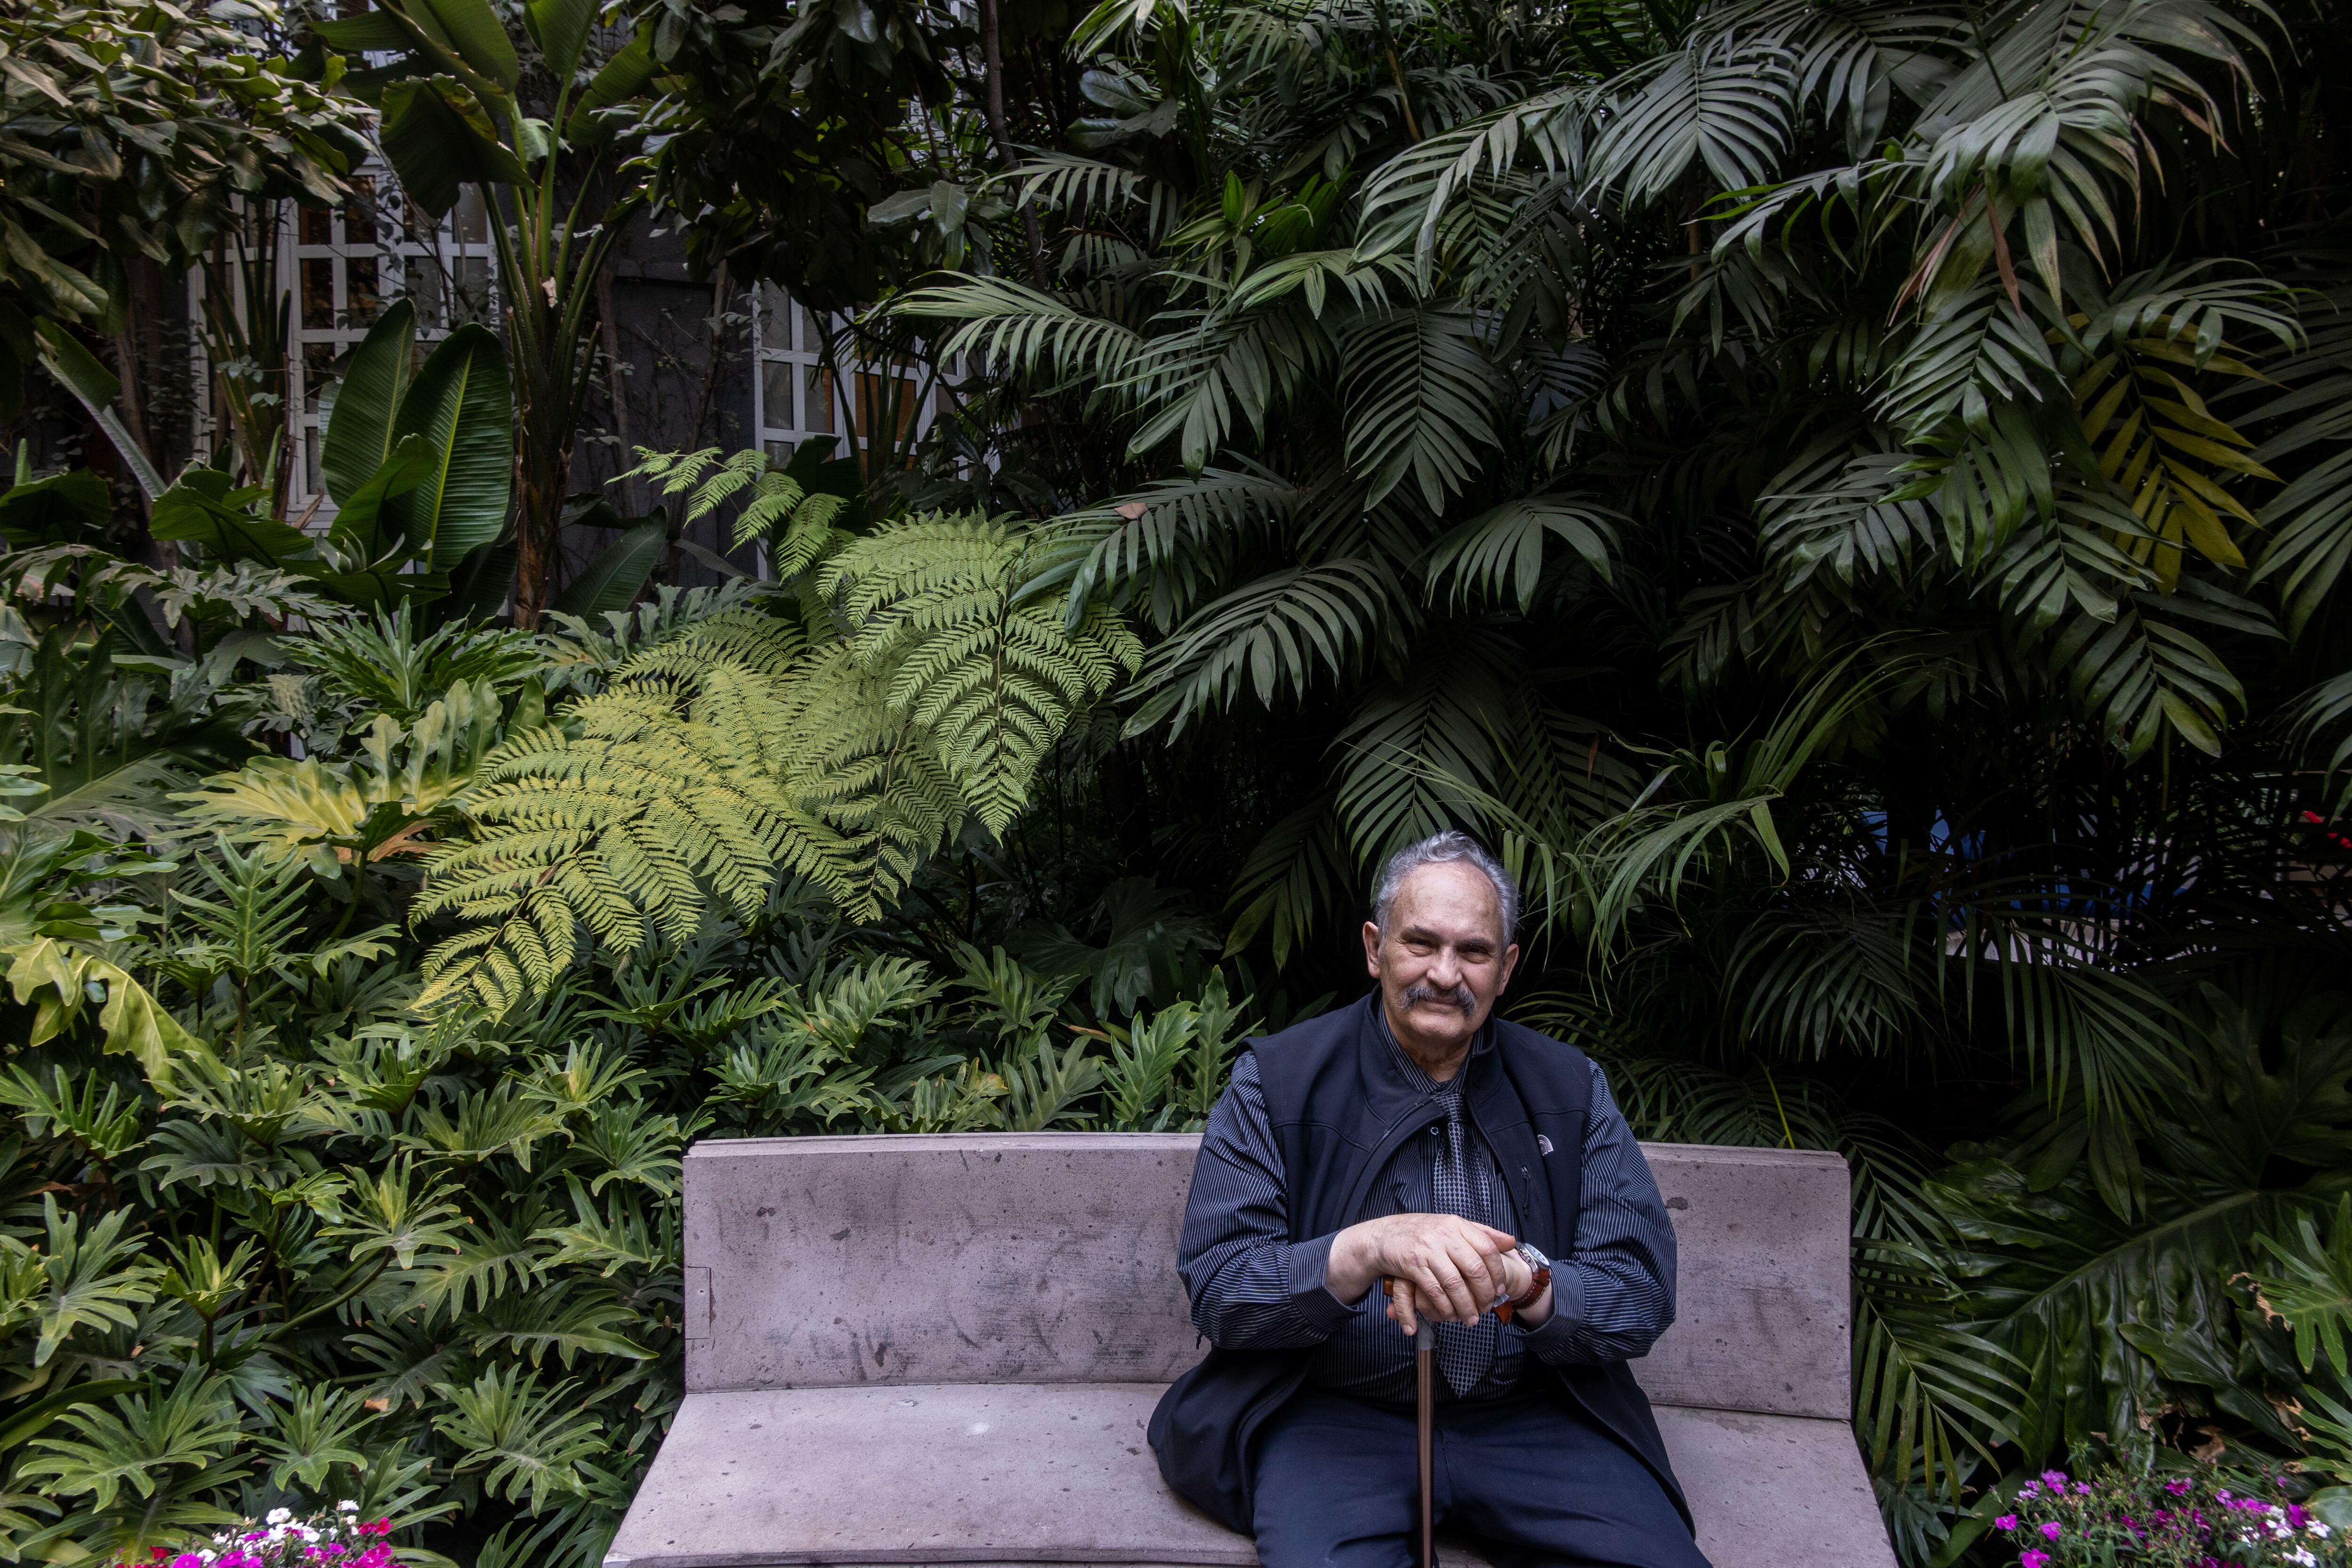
[1149,830,1702,1568]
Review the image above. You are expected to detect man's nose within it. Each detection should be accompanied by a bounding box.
[1426,948,1463,988]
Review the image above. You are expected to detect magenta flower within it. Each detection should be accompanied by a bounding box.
[2020,1551,2050,1568]
[1995,1514,2019,1531]
[2040,1521,2062,1541]
[2166,1480,2193,1496]
[2042,1471,2069,1489]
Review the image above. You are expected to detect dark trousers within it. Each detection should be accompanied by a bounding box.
[1250,1387,1709,1568]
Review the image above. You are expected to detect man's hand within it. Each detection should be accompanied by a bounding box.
[1327,1213,1521,1329]
[1382,1250,1550,1333]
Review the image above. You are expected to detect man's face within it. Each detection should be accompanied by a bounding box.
[1360,860,1521,1056]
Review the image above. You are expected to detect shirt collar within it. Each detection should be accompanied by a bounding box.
[1370,997,1490,1102]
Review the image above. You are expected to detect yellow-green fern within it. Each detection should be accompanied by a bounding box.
[413,508,1139,1017]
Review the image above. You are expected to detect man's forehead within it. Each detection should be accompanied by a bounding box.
[1392,860,1501,911]
[1386,863,1505,942]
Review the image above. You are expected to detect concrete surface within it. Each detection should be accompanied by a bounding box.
[616,1131,1892,1568]
[680,1135,1850,1420]
[602,1383,1894,1568]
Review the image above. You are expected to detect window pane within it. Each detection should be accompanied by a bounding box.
[757,286,793,351]
[409,261,444,328]
[765,439,795,464]
[302,343,335,414]
[803,366,834,433]
[299,206,333,245]
[301,257,336,329]
[347,255,380,325]
[450,256,492,325]
[761,359,795,433]
[453,189,489,246]
[856,373,919,443]
[346,176,378,246]
[304,429,323,501]
[803,307,828,358]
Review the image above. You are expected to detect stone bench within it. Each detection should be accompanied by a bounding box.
[606,1133,1896,1568]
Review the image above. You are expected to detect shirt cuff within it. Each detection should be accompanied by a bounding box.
[1515,1267,1586,1353]
[1280,1232,1356,1333]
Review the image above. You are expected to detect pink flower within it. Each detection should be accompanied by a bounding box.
[171,1556,200,1568]
[2074,1483,2091,1495]
[1995,1515,2019,1531]
[2290,1504,2311,1528]
[2040,1521,2062,1541]
[2021,1551,2050,1568]
[2166,1480,2193,1496]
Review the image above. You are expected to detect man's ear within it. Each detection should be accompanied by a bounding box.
[1497,942,1521,993]
[1362,921,1383,979]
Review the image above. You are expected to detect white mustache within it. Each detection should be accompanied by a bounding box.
[1403,981,1476,1013]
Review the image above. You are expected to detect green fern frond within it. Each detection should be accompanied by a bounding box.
[417,515,1137,1016]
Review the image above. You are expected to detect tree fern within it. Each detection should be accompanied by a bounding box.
[416,511,1138,1016]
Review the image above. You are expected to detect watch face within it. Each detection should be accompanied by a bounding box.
[1518,1242,1552,1270]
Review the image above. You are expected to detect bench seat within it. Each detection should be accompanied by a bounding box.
[603,1133,1897,1568]
[607,1384,1888,1568]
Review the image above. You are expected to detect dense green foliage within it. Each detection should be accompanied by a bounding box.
[0,537,1262,1564]
[10,0,2352,1558]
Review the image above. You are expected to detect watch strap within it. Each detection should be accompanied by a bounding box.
[1493,1254,1551,1323]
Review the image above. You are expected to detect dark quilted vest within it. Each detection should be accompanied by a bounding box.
[1147,995,1691,1535]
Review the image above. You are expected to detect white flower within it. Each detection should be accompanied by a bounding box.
[337,1502,359,1513]
[2289,1549,2316,1568]
[2312,1523,2334,1539]
[267,1508,294,1526]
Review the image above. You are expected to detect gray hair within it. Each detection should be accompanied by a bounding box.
[1372,830,1520,943]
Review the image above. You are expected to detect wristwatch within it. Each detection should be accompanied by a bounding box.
[1494,1242,1552,1324]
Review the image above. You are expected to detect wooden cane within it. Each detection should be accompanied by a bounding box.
[1384,1280,1438,1568]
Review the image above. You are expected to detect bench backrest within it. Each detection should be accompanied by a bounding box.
[679,1133,1851,1421]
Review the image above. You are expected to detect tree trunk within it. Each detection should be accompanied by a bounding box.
[979,0,1049,285]
[596,261,643,516]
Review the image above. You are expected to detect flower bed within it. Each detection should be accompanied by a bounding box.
[109,1503,398,1568]
[1995,1467,2346,1567]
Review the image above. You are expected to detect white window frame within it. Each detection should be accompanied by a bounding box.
[750,283,942,464]
[187,164,501,524]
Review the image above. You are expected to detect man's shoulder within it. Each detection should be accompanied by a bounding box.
[1242,996,1372,1114]
[1490,1013,1590,1059]
[1246,995,1371,1059]
[1486,1015,1600,1105]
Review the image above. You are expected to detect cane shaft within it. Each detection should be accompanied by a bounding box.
[1381,1280,1440,1568]
[1415,1320,1435,1568]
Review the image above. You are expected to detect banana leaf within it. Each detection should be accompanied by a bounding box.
[389,325,513,572]
[320,300,418,508]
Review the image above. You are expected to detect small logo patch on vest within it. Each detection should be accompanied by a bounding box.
[1536,1134,1555,1156]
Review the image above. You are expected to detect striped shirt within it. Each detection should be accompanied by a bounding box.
[1175,1011,1678,1405]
